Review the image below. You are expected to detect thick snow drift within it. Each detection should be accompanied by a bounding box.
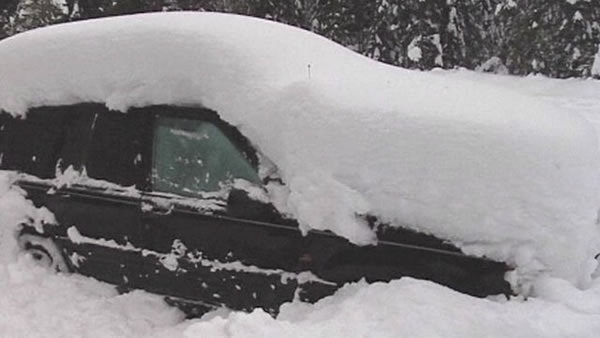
[181,278,600,338]
[1,12,599,286]
[0,172,55,263]
[3,257,600,338]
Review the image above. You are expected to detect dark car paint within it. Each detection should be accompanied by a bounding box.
[2,103,511,315]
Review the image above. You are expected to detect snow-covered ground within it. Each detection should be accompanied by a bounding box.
[2,256,600,337]
[0,71,599,337]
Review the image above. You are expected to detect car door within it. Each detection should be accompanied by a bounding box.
[138,107,311,314]
[12,104,151,290]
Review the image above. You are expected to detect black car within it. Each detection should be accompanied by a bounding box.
[0,103,511,316]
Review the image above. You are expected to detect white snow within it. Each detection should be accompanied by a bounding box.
[0,257,185,336]
[2,258,600,337]
[593,44,600,77]
[0,171,55,262]
[1,12,600,287]
[67,226,138,251]
[431,33,444,66]
[476,56,509,74]
[407,36,422,61]
[1,53,600,335]
[51,166,140,196]
[182,278,600,338]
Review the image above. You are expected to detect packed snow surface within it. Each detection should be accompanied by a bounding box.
[1,258,600,337]
[0,172,55,263]
[1,12,600,287]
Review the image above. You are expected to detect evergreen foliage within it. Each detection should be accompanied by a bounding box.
[0,0,599,79]
[497,0,600,78]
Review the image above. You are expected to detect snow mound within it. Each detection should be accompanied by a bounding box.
[182,278,600,338]
[0,172,55,263]
[3,259,600,337]
[1,12,599,285]
[0,257,184,336]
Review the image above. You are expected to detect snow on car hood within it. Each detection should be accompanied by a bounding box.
[1,12,599,286]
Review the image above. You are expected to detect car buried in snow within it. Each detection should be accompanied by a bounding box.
[2,12,599,316]
[0,103,510,315]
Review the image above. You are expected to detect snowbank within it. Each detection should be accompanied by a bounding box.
[0,172,55,263]
[3,259,600,337]
[0,257,184,336]
[1,12,599,285]
[180,278,600,338]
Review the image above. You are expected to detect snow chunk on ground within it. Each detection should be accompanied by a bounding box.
[1,13,599,285]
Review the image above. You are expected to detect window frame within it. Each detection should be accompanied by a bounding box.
[3,103,154,193]
[2,104,263,202]
[0,105,96,179]
[145,106,261,199]
[83,106,153,190]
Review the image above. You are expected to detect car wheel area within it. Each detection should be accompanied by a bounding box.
[17,233,69,273]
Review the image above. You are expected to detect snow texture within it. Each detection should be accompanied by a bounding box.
[1,66,600,337]
[593,44,600,78]
[2,258,600,337]
[477,56,509,74]
[407,36,423,61]
[0,171,55,263]
[182,278,600,338]
[1,12,600,287]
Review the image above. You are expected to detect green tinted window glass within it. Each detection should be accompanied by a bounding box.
[152,116,260,197]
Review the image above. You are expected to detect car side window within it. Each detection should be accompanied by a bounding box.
[152,116,260,197]
[0,109,71,178]
[56,109,96,173]
[85,110,146,187]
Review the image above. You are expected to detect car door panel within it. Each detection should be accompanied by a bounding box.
[10,104,150,291]
[137,108,317,312]
[301,228,511,297]
[139,195,305,313]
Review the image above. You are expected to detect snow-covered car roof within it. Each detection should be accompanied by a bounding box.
[1,12,599,286]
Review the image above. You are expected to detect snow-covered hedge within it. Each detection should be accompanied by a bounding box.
[0,12,599,287]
